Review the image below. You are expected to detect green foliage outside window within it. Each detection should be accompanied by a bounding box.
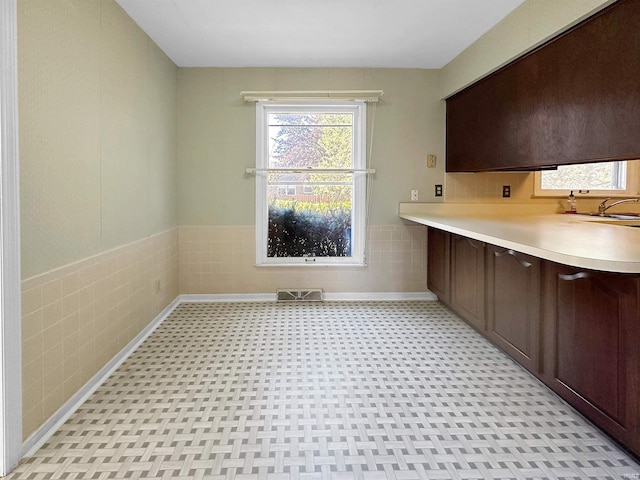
[267,201,351,258]
[541,162,625,190]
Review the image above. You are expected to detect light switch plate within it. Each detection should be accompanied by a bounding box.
[427,154,437,168]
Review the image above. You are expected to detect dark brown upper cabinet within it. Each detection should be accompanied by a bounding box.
[446,0,640,172]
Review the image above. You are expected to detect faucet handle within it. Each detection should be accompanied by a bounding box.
[598,198,612,213]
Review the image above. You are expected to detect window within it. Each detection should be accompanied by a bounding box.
[534,160,640,197]
[255,101,366,265]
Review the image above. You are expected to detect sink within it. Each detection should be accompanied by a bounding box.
[592,218,640,227]
[608,214,640,220]
[579,212,640,227]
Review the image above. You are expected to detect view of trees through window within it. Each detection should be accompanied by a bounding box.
[540,161,626,191]
[266,112,355,258]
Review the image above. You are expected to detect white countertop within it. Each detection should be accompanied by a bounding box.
[399,203,640,273]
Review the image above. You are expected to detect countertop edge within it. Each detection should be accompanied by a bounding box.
[399,212,640,274]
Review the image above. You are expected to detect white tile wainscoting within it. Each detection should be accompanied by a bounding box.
[21,229,179,440]
[178,224,428,295]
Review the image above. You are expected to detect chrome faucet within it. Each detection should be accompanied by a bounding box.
[597,197,639,216]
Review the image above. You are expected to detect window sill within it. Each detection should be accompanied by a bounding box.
[531,193,640,199]
[255,262,367,268]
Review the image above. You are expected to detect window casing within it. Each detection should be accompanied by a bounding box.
[255,101,367,265]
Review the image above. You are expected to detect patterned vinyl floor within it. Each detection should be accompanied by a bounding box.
[11,301,640,480]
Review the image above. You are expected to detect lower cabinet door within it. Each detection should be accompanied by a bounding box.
[542,264,640,454]
[486,246,540,373]
[450,235,486,330]
[427,228,451,303]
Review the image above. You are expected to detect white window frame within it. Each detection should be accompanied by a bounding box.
[533,160,640,198]
[255,100,367,266]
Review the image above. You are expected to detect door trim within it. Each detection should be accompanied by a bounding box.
[0,0,23,474]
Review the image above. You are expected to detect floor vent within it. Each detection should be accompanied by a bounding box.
[276,289,323,302]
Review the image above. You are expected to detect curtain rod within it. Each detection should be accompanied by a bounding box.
[241,90,384,103]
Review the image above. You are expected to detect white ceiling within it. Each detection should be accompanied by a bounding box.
[115,0,525,69]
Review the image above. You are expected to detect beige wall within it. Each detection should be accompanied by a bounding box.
[19,0,178,279]
[18,0,179,440]
[177,68,446,226]
[440,0,611,98]
[176,68,444,294]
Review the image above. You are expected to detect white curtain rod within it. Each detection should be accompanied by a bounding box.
[241,90,384,103]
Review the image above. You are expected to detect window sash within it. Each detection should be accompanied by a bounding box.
[534,160,640,198]
[255,101,367,266]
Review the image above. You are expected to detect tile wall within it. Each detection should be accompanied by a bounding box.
[445,172,539,203]
[178,224,428,295]
[21,228,179,439]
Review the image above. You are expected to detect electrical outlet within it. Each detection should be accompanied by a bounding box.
[502,185,511,198]
[411,189,419,201]
[426,154,437,168]
[435,184,443,197]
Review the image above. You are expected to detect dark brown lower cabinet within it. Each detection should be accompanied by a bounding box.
[486,246,541,373]
[542,264,640,453]
[427,228,450,303]
[426,227,640,455]
[450,234,486,331]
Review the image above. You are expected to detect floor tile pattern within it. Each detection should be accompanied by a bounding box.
[11,301,640,479]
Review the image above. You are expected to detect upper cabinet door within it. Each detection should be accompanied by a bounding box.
[446,66,519,172]
[446,0,640,172]
[548,0,640,164]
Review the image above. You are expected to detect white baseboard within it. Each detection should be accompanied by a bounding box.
[180,291,437,302]
[21,290,437,458]
[179,293,277,303]
[22,296,181,458]
[324,291,437,301]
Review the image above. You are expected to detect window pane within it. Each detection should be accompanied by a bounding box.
[541,162,626,190]
[268,113,353,169]
[268,113,352,126]
[267,179,352,258]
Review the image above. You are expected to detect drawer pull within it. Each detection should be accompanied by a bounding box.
[494,249,532,268]
[558,272,589,281]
